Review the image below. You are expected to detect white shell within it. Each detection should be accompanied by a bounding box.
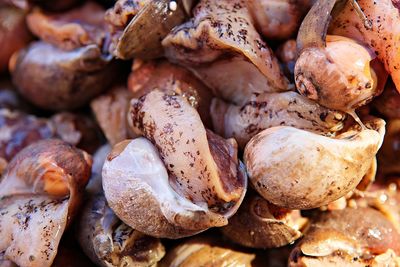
[244,119,385,209]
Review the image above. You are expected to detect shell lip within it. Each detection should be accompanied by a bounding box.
[102,138,246,236]
[217,160,248,218]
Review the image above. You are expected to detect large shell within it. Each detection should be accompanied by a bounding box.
[103,91,247,238]
[244,117,385,209]
[103,138,246,238]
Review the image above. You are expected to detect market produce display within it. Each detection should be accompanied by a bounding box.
[1,0,400,266]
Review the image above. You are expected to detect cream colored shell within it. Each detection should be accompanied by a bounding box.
[244,118,385,209]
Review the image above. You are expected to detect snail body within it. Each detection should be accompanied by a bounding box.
[103,91,247,238]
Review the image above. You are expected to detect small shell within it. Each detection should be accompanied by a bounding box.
[159,236,256,267]
[330,0,400,93]
[248,0,313,40]
[1,139,92,198]
[112,0,188,59]
[26,2,106,51]
[91,86,134,146]
[0,5,31,73]
[221,192,308,249]
[244,117,385,209]
[295,0,388,113]
[295,35,383,112]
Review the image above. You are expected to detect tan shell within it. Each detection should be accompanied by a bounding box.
[91,85,134,146]
[244,118,386,209]
[12,42,117,110]
[221,192,308,248]
[159,236,256,267]
[289,207,400,266]
[248,0,312,40]
[26,2,106,51]
[78,193,165,267]
[0,5,31,73]
[103,90,247,239]
[130,90,246,206]
[104,90,246,238]
[295,0,388,112]
[295,35,383,112]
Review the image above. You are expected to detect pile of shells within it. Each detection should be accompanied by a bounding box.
[1,0,400,266]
